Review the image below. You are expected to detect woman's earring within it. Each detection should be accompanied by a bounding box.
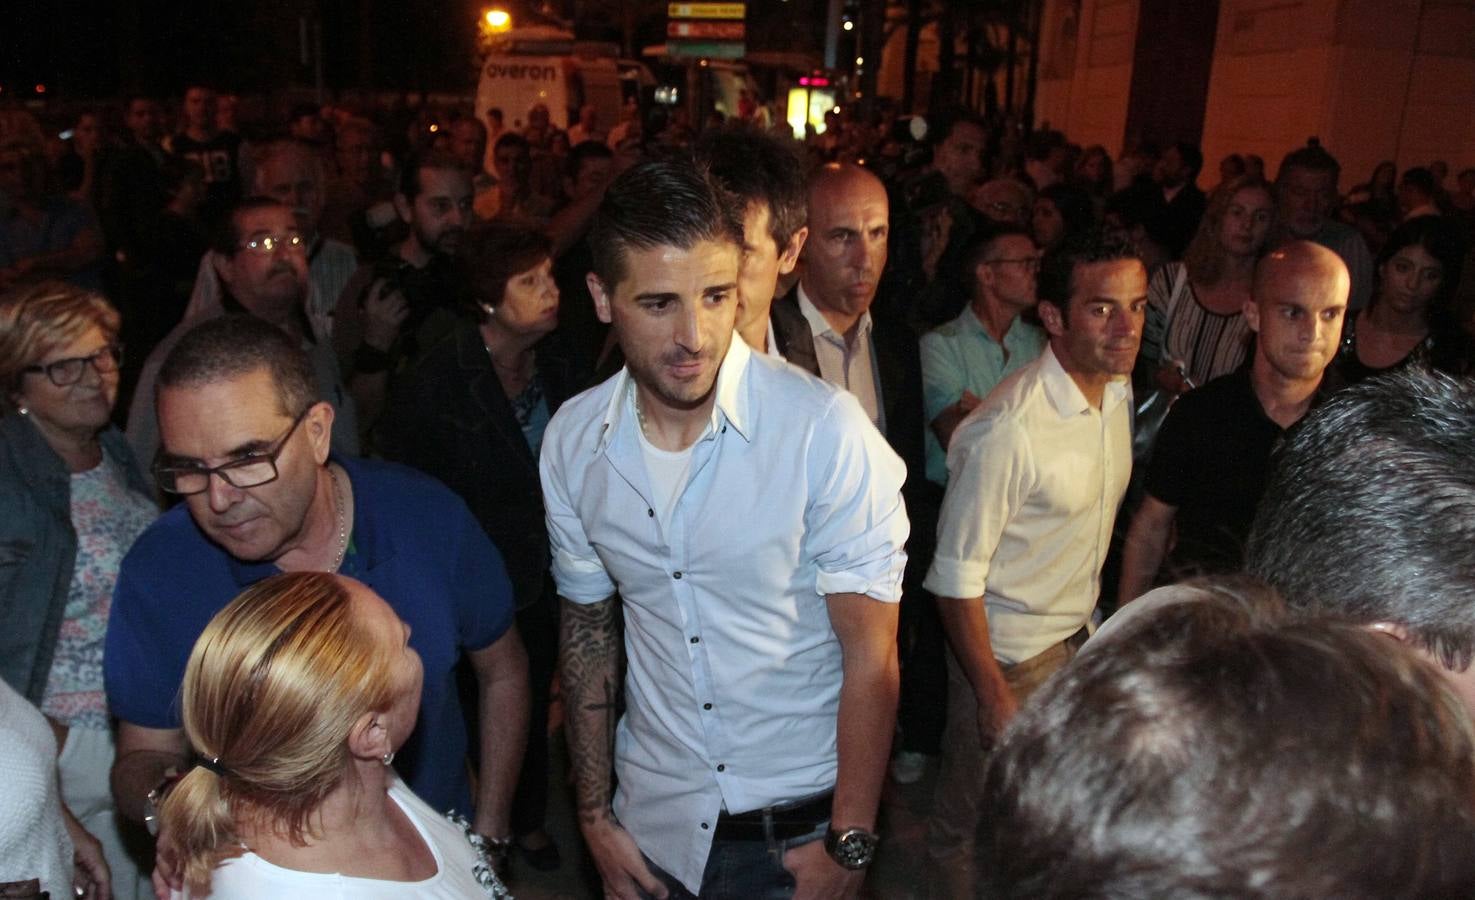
[382,750,395,766]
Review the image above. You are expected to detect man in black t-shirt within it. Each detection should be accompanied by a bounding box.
[1118,242,1349,600]
[169,85,242,222]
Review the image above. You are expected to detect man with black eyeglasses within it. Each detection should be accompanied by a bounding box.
[125,196,358,472]
[104,314,529,887]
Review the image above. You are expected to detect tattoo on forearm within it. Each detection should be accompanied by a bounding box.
[559,595,623,825]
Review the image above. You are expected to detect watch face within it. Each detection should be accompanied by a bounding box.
[827,828,878,869]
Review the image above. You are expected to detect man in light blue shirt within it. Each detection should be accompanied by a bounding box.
[920,225,1046,485]
[542,160,909,899]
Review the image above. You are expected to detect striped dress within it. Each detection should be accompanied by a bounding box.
[1141,262,1253,388]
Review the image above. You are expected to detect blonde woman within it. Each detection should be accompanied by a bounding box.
[0,280,157,898]
[161,572,511,898]
[1138,176,1277,394]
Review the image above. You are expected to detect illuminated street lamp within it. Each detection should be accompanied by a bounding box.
[483,7,512,32]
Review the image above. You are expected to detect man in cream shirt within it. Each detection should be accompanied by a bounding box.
[921,230,1145,899]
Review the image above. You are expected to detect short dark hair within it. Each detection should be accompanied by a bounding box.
[396,150,468,202]
[459,224,553,316]
[1036,228,1140,323]
[158,315,318,420]
[926,110,987,149]
[1400,166,1438,198]
[1247,367,1475,669]
[1036,183,1096,238]
[589,159,743,289]
[565,139,614,181]
[1276,138,1341,182]
[961,224,1033,291]
[210,196,292,257]
[1171,141,1203,179]
[694,125,807,253]
[981,580,1475,899]
[493,131,530,155]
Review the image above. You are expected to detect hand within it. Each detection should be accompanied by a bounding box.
[581,816,667,900]
[783,838,863,900]
[361,279,410,351]
[151,827,181,900]
[977,685,1019,746]
[1152,363,1192,396]
[957,389,983,415]
[62,808,111,900]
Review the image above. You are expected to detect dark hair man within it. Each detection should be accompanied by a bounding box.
[1399,165,1442,220]
[332,152,474,442]
[169,85,242,219]
[106,314,528,885]
[1247,366,1475,716]
[545,160,908,898]
[1149,140,1206,258]
[923,229,1145,899]
[1274,140,1375,310]
[1119,242,1349,599]
[920,225,1046,486]
[126,197,359,469]
[980,586,1475,898]
[696,125,809,354]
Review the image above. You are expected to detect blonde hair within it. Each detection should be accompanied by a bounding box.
[1182,175,1275,287]
[0,281,119,411]
[160,573,398,894]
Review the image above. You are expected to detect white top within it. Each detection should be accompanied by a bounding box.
[182,778,489,899]
[635,400,698,534]
[924,345,1132,664]
[0,679,73,899]
[796,283,885,432]
[540,335,908,893]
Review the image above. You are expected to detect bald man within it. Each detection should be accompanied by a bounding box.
[772,163,943,794]
[1119,241,1350,601]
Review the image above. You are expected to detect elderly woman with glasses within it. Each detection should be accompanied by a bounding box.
[0,280,158,898]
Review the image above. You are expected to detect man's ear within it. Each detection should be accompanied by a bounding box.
[1037,299,1066,338]
[777,226,809,275]
[212,250,236,291]
[1243,298,1262,334]
[587,273,614,325]
[392,192,412,225]
[305,401,335,463]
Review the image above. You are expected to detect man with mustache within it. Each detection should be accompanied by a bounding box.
[179,139,358,341]
[105,314,528,886]
[544,160,908,899]
[1119,242,1348,601]
[332,151,474,443]
[923,229,1146,899]
[125,197,358,469]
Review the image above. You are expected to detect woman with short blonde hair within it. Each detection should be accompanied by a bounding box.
[161,572,510,898]
[0,280,155,899]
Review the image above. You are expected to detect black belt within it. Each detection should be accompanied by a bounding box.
[713,791,833,842]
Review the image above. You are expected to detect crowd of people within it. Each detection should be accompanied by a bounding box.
[3,83,1475,899]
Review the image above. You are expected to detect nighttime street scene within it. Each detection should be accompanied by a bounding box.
[2,0,1475,897]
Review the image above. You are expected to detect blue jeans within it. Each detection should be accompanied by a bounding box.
[638,819,828,899]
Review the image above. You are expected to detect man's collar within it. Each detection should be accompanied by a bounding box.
[1039,344,1128,418]
[596,333,755,453]
[796,282,871,340]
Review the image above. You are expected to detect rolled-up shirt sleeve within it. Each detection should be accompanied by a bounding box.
[540,440,616,605]
[804,391,910,602]
[924,409,1032,599]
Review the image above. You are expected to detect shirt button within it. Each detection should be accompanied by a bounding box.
[673,571,683,579]
[703,702,712,710]
[647,508,654,517]
[700,822,709,830]
[690,636,699,644]
[717,764,726,772]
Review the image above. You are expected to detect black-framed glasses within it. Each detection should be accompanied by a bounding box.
[154,407,310,495]
[988,256,1042,273]
[23,344,123,387]
[237,233,305,255]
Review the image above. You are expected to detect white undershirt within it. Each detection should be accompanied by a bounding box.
[634,386,702,528]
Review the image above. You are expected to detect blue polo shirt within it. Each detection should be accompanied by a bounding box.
[104,455,515,815]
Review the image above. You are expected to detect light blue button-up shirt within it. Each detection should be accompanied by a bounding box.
[920,305,1046,485]
[540,335,909,893]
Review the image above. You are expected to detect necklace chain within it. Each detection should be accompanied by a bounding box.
[327,466,349,573]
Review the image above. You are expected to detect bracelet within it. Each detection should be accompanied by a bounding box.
[354,342,394,373]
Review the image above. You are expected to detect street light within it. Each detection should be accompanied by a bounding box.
[484,8,512,32]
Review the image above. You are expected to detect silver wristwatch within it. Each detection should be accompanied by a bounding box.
[824,826,879,869]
